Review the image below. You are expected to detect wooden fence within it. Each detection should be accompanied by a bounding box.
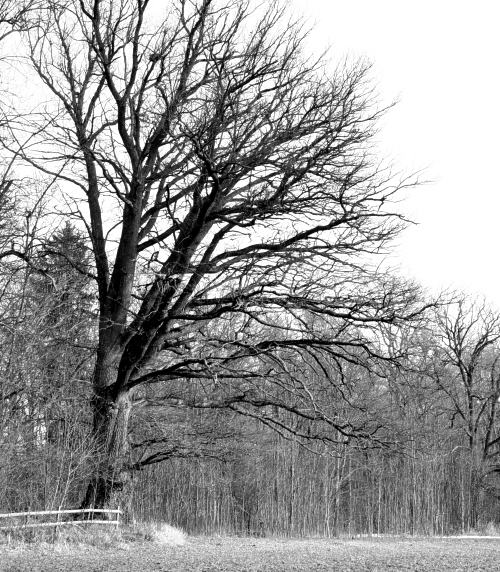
[0,508,122,530]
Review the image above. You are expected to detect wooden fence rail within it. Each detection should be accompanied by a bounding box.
[0,508,122,530]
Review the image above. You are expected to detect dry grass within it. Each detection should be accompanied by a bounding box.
[0,521,186,550]
[1,535,500,571]
[140,522,187,546]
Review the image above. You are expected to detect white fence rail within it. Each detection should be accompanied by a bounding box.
[0,508,122,530]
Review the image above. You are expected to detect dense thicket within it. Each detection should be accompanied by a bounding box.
[0,0,499,536]
[1,270,499,534]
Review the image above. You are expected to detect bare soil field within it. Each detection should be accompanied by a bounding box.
[1,536,500,571]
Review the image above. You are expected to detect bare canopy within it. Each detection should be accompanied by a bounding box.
[6,0,422,507]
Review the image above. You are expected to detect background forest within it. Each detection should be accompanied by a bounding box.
[0,0,499,538]
[2,238,500,536]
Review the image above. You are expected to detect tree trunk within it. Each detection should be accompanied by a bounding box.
[81,356,133,511]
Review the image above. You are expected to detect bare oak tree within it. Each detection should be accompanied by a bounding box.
[431,299,500,522]
[13,0,423,508]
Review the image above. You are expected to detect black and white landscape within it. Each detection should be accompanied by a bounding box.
[0,1,498,570]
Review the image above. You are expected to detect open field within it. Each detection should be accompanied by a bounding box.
[1,536,500,571]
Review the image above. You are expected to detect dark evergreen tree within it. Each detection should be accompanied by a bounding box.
[30,222,95,444]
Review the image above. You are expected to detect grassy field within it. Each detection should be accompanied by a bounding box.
[1,536,500,571]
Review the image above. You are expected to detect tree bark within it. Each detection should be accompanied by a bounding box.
[81,358,133,511]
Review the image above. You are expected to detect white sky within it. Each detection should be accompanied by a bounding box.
[290,0,500,308]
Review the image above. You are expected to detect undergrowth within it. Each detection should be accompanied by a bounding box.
[0,521,187,549]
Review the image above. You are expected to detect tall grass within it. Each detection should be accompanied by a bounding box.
[0,521,187,548]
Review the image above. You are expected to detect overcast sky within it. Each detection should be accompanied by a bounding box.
[290,0,500,307]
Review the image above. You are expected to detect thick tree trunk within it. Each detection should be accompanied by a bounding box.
[81,356,134,511]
